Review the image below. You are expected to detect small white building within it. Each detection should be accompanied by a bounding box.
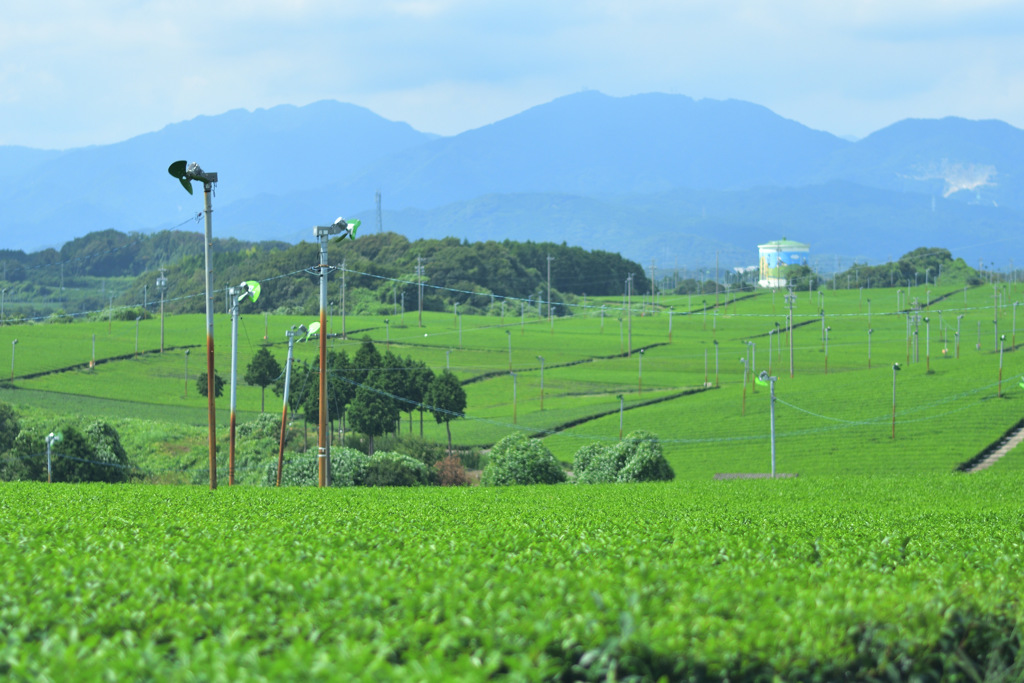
[758,238,809,288]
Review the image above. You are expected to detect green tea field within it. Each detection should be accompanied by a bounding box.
[2,282,1022,479]
[2,475,1022,680]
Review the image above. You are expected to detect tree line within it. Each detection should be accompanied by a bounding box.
[0,228,650,319]
[203,336,467,457]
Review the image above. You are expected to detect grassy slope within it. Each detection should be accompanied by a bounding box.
[2,283,1023,477]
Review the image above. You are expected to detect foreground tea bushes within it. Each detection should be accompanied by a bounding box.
[2,474,1023,680]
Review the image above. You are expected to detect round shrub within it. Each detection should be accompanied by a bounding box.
[237,413,281,440]
[482,432,566,486]
[362,451,435,487]
[574,431,674,484]
[617,441,675,483]
[572,442,606,475]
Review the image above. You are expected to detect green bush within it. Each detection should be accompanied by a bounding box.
[572,442,606,475]
[362,451,435,487]
[0,401,19,454]
[237,413,281,440]
[617,441,674,483]
[392,435,448,467]
[574,445,620,485]
[574,431,674,484]
[482,432,566,486]
[4,422,134,483]
[264,447,435,487]
[266,446,367,487]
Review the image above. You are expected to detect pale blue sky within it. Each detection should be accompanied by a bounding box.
[3,0,1024,149]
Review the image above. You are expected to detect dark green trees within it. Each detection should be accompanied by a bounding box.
[196,371,225,398]
[348,368,400,456]
[244,347,282,412]
[424,369,467,456]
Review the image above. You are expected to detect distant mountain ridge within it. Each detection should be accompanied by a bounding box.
[1,92,1022,270]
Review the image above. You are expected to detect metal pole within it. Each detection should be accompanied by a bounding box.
[925,317,930,372]
[714,340,719,387]
[157,272,167,353]
[767,374,777,477]
[46,432,55,484]
[184,349,189,397]
[135,317,141,357]
[637,349,644,396]
[507,330,512,371]
[278,327,299,486]
[618,394,624,440]
[999,334,1005,396]
[892,363,900,439]
[868,329,873,368]
[741,357,747,416]
[317,232,330,488]
[547,253,554,329]
[341,260,347,339]
[957,315,963,358]
[91,334,95,369]
[1014,302,1018,350]
[627,274,633,357]
[786,290,795,378]
[10,339,15,380]
[824,327,830,374]
[538,356,545,409]
[201,176,218,490]
[511,372,517,424]
[228,289,241,486]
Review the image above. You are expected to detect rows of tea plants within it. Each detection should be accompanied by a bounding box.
[2,474,1023,680]
[4,284,1024,475]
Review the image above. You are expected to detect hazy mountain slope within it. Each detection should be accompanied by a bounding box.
[0,101,435,251]
[823,117,1024,210]
[337,91,850,210]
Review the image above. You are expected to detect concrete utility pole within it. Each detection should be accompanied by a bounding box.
[650,259,656,311]
[168,160,219,489]
[417,255,424,327]
[312,218,358,487]
[715,251,719,309]
[227,282,257,486]
[785,287,796,378]
[277,324,305,486]
[156,270,168,353]
[547,253,555,330]
[627,274,633,357]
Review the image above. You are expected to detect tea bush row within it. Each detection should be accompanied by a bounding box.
[1,475,1023,680]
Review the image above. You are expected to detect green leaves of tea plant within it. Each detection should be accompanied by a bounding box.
[1,474,1023,680]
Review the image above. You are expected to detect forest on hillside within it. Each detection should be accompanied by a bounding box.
[0,229,652,320]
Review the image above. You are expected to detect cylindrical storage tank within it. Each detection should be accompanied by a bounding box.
[758,238,809,288]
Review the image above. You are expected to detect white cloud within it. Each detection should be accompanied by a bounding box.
[2,0,1024,148]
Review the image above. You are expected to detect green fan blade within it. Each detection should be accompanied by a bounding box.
[348,219,360,238]
[245,280,261,303]
[167,160,193,195]
[755,378,768,387]
[308,322,321,337]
